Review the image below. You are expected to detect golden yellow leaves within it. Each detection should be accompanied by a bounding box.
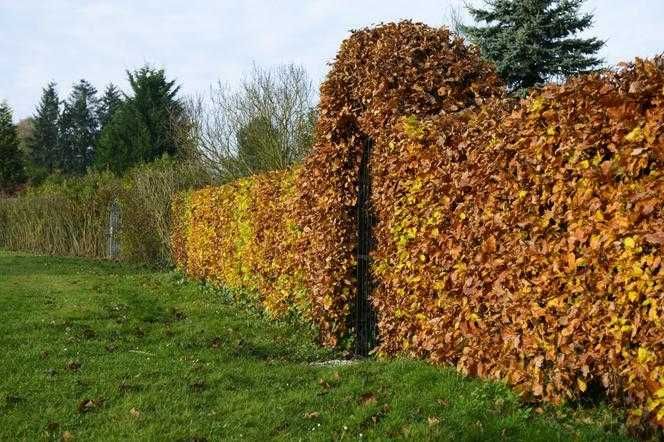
[627,291,640,302]
[529,97,546,114]
[625,125,645,143]
[546,297,563,309]
[402,115,426,141]
[565,252,586,273]
[623,236,637,249]
[171,169,310,321]
[637,347,654,364]
[577,378,587,393]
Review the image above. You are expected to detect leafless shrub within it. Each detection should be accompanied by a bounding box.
[185,64,316,181]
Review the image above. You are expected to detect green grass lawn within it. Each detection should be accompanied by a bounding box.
[0,251,632,441]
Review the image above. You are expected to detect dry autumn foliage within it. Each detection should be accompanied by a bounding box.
[172,21,664,428]
[171,168,309,318]
[296,21,502,346]
[372,56,664,429]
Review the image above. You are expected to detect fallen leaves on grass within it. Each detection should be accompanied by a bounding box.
[66,360,81,371]
[169,307,187,321]
[359,392,377,406]
[370,404,391,424]
[77,398,104,413]
[304,411,320,419]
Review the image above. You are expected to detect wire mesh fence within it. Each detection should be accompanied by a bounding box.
[355,137,378,356]
[107,200,121,260]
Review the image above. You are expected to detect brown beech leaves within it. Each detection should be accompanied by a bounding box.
[370,54,664,428]
[172,21,664,428]
[296,21,502,346]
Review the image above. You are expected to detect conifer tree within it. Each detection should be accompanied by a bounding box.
[461,0,605,91]
[29,82,60,174]
[127,66,183,160]
[59,79,99,174]
[98,83,123,129]
[96,66,183,174]
[0,102,26,193]
[95,103,151,175]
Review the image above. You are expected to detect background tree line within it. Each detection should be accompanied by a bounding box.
[1,0,604,195]
[21,66,185,181]
[1,63,317,195]
[0,62,318,266]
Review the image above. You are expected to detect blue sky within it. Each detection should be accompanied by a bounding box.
[1,1,662,120]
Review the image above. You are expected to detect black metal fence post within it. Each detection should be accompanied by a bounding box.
[355,137,378,356]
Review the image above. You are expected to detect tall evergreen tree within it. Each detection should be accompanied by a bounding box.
[95,103,151,174]
[128,66,183,160]
[461,0,605,91]
[96,66,183,174]
[59,79,99,174]
[0,102,26,193]
[29,82,60,174]
[98,83,123,129]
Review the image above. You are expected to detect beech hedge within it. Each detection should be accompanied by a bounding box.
[171,22,664,428]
